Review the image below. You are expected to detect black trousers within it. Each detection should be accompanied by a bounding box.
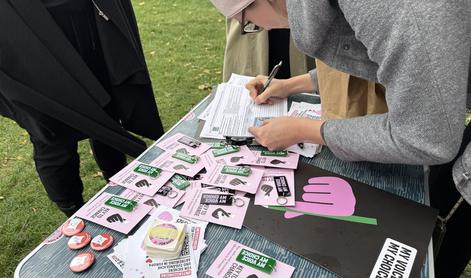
[430,124,471,278]
[29,0,128,216]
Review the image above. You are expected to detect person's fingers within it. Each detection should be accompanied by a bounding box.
[248,126,260,137]
[246,78,265,100]
[255,90,273,104]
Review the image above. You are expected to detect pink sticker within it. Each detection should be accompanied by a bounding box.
[206,240,295,278]
[201,164,264,194]
[239,151,300,169]
[110,161,174,197]
[284,176,356,218]
[156,133,210,156]
[255,168,295,206]
[180,189,250,229]
[152,152,205,178]
[75,193,152,234]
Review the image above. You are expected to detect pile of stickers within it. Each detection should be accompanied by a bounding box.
[107,206,207,277]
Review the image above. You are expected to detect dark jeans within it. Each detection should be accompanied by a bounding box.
[430,124,471,278]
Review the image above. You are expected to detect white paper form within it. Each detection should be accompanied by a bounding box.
[200,83,287,139]
[227,73,254,86]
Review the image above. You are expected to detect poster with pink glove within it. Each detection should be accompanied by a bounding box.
[180,188,250,229]
[206,240,295,278]
[109,161,174,196]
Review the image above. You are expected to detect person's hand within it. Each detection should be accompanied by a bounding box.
[245,75,291,105]
[284,177,356,218]
[248,117,325,151]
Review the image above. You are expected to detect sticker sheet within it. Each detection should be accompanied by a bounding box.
[201,164,264,194]
[110,161,174,196]
[254,168,295,206]
[180,189,250,229]
[206,240,295,278]
[156,133,210,156]
[75,192,152,234]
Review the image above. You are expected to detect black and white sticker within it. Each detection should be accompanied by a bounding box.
[369,238,417,278]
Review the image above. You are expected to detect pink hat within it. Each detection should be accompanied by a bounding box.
[209,0,255,18]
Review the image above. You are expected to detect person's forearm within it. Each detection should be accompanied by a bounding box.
[284,73,315,95]
[295,118,326,145]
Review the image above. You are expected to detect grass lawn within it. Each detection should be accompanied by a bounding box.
[0,0,225,276]
[1,1,470,277]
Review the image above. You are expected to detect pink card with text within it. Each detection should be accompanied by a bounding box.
[201,164,264,194]
[206,240,295,278]
[151,151,205,178]
[109,161,174,196]
[75,192,151,234]
[120,184,185,213]
[156,133,210,156]
[180,189,250,229]
[239,151,299,169]
[254,168,295,206]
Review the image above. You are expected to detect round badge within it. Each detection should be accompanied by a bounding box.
[233,198,246,207]
[148,223,179,246]
[91,233,114,251]
[62,218,85,237]
[70,252,95,273]
[68,231,92,250]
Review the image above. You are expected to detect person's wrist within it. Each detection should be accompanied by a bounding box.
[296,118,325,145]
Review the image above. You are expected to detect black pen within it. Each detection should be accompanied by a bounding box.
[261,61,283,94]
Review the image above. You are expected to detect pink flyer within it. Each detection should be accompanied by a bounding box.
[156,133,210,156]
[109,161,174,196]
[206,240,295,278]
[180,189,250,229]
[201,164,264,194]
[151,151,205,178]
[75,192,151,234]
[255,168,296,206]
[206,145,256,166]
[120,185,185,212]
[240,151,299,169]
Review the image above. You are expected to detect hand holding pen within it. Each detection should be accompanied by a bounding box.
[246,61,291,105]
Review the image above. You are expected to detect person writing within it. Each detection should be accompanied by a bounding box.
[208,0,470,277]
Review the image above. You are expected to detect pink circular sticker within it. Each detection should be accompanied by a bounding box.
[148,223,178,246]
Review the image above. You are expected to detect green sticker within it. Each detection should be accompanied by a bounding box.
[212,145,240,157]
[261,150,288,157]
[209,142,227,149]
[105,196,137,212]
[221,165,251,177]
[172,152,199,164]
[170,175,191,190]
[236,249,277,274]
[134,164,161,178]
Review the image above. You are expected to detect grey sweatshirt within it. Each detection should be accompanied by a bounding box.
[287,0,471,165]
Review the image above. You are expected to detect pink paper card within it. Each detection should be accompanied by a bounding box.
[75,192,151,234]
[174,181,201,207]
[180,189,250,229]
[255,168,295,206]
[206,240,295,278]
[151,151,205,178]
[201,164,264,194]
[109,161,174,196]
[120,183,184,212]
[240,151,299,169]
[206,145,256,166]
[156,133,210,156]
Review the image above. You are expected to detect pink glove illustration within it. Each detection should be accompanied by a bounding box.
[284,177,356,219]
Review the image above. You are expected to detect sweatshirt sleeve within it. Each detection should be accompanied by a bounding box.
[322,0,471,165]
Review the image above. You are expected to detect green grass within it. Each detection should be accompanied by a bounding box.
[1,1,470,277]
[0,1,225,276]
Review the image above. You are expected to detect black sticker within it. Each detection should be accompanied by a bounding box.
[274,176,291,197]
[200,193,233,206]
[177,136,201,148]
[135,179,151,188]
[156,185,172,196]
